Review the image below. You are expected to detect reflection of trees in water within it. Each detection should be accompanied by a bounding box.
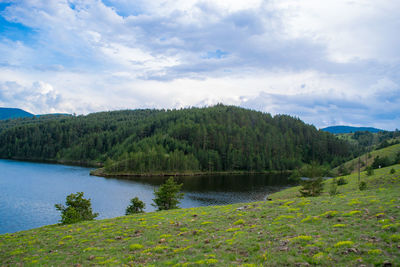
[178,174,289,192]
[185,184,287,206]
[105,173,290,192]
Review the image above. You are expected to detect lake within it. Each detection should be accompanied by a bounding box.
[0,159,291,234]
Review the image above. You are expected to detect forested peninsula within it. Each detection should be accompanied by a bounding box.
[0,105,353,176]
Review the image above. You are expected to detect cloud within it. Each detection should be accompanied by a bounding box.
[0,81,62,114]
[240,77,400,130]
[2,0,397,78]
[0,0,325,77]
[278,0,400,63]
[0,0,398,129]
[0,67,399,130]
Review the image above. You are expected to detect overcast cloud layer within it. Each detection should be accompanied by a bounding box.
[0,0,399,129]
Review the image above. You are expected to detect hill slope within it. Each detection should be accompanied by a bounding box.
[1,164,399,266]
[0,107,34,120]
[0,105,353,174]
[322,126,383,134]
[332,143,400,175]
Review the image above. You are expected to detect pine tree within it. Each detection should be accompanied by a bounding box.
[55,192,98,224]
[125,197,146,215]
[152,177,184,210]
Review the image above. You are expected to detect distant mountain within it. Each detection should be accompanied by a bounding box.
[0,108,34,120]
[321,125,384,134]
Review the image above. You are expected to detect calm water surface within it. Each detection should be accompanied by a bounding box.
[0,159,291,234]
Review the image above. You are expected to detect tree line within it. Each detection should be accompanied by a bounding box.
[0,105,355,173]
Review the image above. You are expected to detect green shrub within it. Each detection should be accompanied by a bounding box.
[366,166,374,176]
[299,177,324,197]
[336,177,348,186]
[152,177,184,210]
[338,164,350,176]
[372,155,392,169]
[359,181,367,191]
[126,197,146,215]
[390,168,396,174]
[300,162,328,178]
[288,169,301,183]
[55,192,98,224]
[329,179,339,196]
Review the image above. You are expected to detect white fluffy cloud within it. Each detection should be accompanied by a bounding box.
[0,81,62,114]
[279,0,400,63]
[0,0,399,129]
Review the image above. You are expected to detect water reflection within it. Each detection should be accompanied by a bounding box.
[106,173,290,192]
[105,173,291,207]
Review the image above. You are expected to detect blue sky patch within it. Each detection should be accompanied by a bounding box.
[0,3,11,12]
[205,50,229,59]
[68,2,76,10]
[101,0,142,17]
[0,4,36,43]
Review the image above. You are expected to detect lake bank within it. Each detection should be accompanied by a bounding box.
[90,167,291,178]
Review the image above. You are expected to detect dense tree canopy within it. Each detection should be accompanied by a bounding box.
[351,130,400,150]
[0,105,354,173]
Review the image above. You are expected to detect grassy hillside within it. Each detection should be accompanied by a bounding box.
[336,131,400,150]
[333,143,400,175]
[1,165,400,266]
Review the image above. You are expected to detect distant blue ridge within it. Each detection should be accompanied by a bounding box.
[0,107,71,120]
[321,125,384,134]
[0,107,34,120]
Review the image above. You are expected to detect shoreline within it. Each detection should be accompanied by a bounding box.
[90,168,291,178]
[0,157,101,168]
[0,156,292,178]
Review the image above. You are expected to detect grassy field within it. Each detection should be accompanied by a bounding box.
[332,143,400,175]
[1,165,400,266]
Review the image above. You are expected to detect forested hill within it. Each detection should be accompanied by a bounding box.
[0,107,34,120]
[0,105,354,174]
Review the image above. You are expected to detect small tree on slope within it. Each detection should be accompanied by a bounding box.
[152,177,184,211]
[55,192,98,224]
[126,197,146,215]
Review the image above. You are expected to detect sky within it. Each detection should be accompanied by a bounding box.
[0,0,399,130]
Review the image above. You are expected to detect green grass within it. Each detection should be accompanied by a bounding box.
[1,165,400,266]
[333,143,400,175]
